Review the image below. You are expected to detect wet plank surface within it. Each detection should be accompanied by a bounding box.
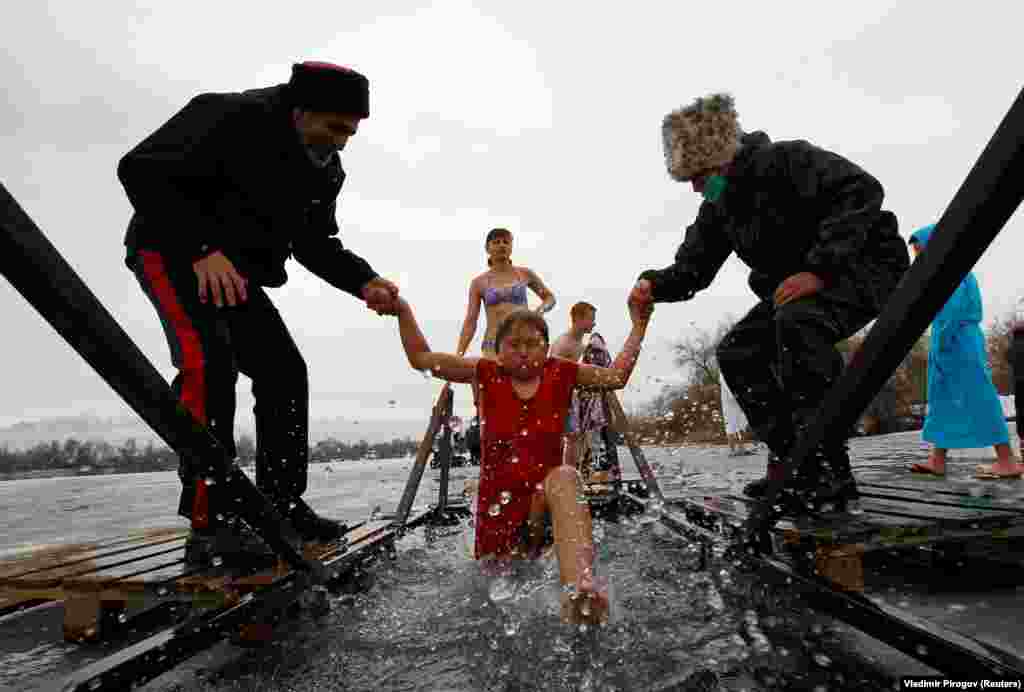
[643,467,1024,551]
[0,519,399,642]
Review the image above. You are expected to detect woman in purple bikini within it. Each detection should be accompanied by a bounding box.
[456,228,556,359]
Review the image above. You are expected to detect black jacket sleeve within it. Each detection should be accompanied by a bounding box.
[292,200,379,299]
[638,201,733,302]
[117,94,244,261]
[783,141,887,284]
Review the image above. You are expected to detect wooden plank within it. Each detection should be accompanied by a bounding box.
[669,488,1024,554]
[674,488,1021,525]
[860,497,1018,525]
[0,529,187,580]
[395,386,451,527]
[0,591,53,616]
[104,522,395,597]
[858,482,1024,514]
[176,520,394,596]
[3,540,186,590]
[60,548,187,591]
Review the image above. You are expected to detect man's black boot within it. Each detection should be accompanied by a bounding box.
[743,454,786,498]
[286,498,349,543]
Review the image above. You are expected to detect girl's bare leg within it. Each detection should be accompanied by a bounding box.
[543,465,607,625]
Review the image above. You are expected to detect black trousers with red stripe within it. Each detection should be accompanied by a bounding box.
[133,250,310,523]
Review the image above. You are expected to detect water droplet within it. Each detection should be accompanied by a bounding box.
[205,476,216,486]
[500,491,512,505]
[212,556,223,567]
[916,644,928,656]
[504,619,519,636]
[509,456,519,464]
[489,578,515,602]
[488,504,501,516]
[813,652,831,667]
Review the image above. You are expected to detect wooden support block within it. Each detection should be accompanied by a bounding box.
[234,622,275,646]
[59,549,188,642]
[815,543,865,593]
[61,590,128,643]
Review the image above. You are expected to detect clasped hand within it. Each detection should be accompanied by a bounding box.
[361,277,401,315]
[628,279,655,325]
[773,272,824,306]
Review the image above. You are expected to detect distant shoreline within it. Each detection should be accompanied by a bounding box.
[0,457,418,482]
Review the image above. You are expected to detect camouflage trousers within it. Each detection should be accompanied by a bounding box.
[716,291,878,473]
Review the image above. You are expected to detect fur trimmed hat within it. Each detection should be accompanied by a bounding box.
[661,93,741,182]
[288,61,370,118]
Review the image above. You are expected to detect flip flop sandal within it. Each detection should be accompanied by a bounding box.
[975,464,1024,480]
[909,463,945,476]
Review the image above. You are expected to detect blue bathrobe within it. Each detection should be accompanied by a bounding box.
[911,225,1009,448]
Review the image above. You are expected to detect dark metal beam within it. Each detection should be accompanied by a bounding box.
[658,510,1024,679]
[747,87,1024,537]
[0,183,314,575]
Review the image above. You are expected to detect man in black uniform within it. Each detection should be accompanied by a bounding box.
[631,93,908,511]
[118,61,399,559]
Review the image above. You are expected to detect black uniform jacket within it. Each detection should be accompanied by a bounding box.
[118,84,377,296]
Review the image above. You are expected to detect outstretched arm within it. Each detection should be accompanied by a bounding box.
[398,299,478,384]
[575,301,650,390]
[525,268,557,315]
[455,279,483,356]
[637,202,732,303]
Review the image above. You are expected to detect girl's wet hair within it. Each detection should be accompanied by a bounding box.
[486,227,512,244]
[486,227,512,267]
[494,309,549,353]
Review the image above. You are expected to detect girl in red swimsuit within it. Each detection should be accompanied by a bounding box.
[393,298,651,624]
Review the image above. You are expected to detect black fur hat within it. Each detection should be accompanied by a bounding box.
[288,61,370,118]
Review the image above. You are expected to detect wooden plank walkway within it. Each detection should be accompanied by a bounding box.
[0,520,395,643]
[435,465,1024,553]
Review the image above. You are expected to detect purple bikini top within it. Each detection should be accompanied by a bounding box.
[483,280,528,307]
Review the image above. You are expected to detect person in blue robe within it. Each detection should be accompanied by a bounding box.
[907,224,1022,479]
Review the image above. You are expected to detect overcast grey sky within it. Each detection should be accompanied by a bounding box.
[1,1,1022,432]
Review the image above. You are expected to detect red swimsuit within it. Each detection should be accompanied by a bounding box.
[473,357,579,559]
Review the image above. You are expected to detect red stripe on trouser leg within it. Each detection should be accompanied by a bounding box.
[192,477,210,529]
[138,251,210,529]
